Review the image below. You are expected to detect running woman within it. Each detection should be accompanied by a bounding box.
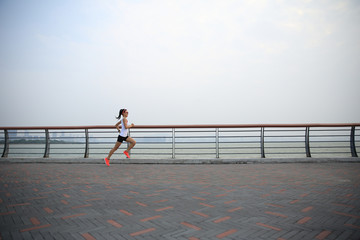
[104,109,136,166]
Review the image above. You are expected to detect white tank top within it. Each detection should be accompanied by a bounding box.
[119,119,128,137]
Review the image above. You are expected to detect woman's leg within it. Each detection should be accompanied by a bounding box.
[125,137,136,152]
[107,141,122,159]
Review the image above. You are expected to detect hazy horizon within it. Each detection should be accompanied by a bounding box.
[1,0,359,127]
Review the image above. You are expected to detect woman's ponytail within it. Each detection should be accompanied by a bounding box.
[116,109,125,120]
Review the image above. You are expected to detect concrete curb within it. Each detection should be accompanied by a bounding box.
[1,157,359,164]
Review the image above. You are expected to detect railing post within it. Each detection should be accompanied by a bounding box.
[261,127,265,158]
[172,128,175,159]
[44,129,50,158]
[216,128,219,158]
[305,127,311,157]
[2,130,9,158]
[84,129,89,158]
[350,126,358,157]
[127,129,131,157]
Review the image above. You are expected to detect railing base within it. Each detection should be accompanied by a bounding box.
[1,157,359,164]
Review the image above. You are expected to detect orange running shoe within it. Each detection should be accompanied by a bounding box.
[123,151,130,158]
[104,158,110,166]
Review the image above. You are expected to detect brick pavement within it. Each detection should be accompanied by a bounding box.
[0,162,360,240]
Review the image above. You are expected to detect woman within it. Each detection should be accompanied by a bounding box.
[104,109,136,166]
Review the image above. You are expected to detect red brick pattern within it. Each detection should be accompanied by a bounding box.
[345,223,360,229]
[140,215,162,222]
[216,229,237,239]
[30,217,40,225]
[20,224,51,233]
[297,216,312,224]
[0,211,15,216]
[213,216,231,223]
[333,211,360,219]
[228,206,242,212]
[199,202,215,208]
[43,207,54,213]
[119,209,133,216]
[181,222,201,230]
[301,206,313,212]
[191,211,209,218]
[155,206,174,211]
[265,211,287,218]
[256,222,282,231]
[315,230,332,240]
[107,219,123,228]
[129,227,156,236]
[0,163,360,239]
[81,233,96,240]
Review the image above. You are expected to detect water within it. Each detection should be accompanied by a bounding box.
[1,142,354,159]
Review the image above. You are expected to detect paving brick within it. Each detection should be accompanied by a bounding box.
[81,232,96,240]
[315,230,332,240]
[297,216,312,224]
[1,163,360,239]
[256,222,282,231]
[155,206,174,212]
[140,215,162,222]
[20,223,52,232]
[216,229,237,239]
[129,227,156,236]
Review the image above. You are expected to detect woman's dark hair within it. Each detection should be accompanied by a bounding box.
[116,109,126,120]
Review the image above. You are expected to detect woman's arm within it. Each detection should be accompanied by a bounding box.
[115,121,121,132]
[123,118,135,129]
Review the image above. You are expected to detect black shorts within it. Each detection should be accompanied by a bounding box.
[117,135,128,143]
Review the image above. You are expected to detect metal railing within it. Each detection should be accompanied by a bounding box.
[1,124,359,159]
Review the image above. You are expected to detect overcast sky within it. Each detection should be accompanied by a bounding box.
[1,0,359,127]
